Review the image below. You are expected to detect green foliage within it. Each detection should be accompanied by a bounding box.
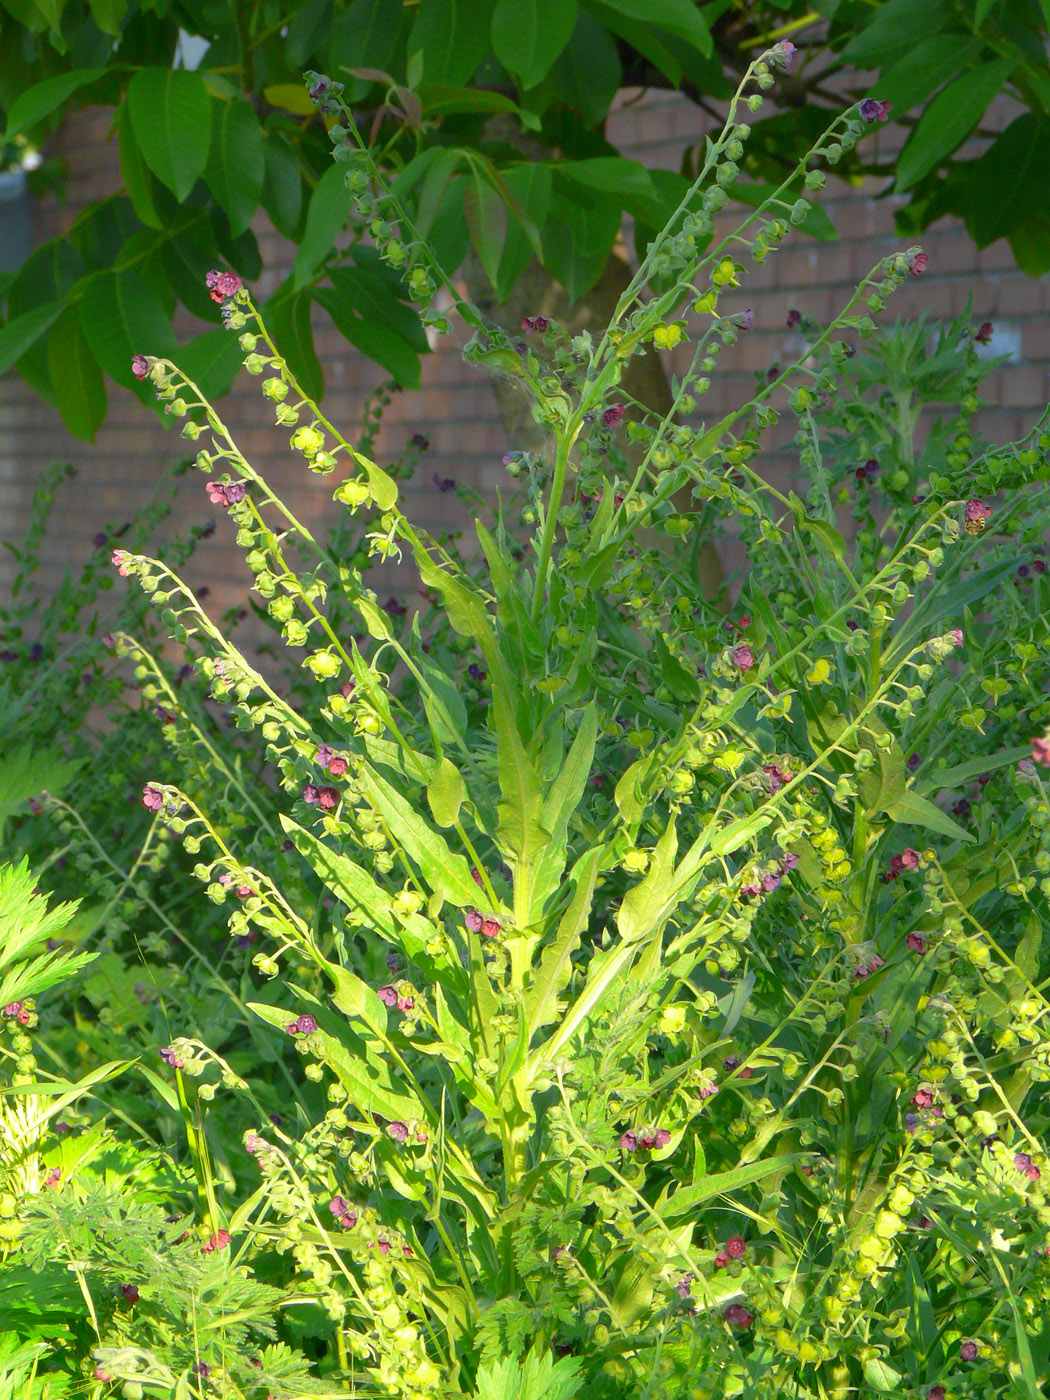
[6,31,1050,1400]
[1,0,1047,442]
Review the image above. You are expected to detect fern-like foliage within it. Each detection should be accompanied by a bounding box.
[0,859,95,1008]
[17,1184,342,1396]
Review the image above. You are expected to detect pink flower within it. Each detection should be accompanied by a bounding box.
[733,644,754,673]
[912,1089,934,1109]
[481,917,501,938]
[908,251,928,277]
[1031,737,1050,766]
[602,404,625,428]
[131,354,149,379]
[521,315,549,333]
[317,786,340,811]
[974,322,993,344]
[111,549,132,576]
[724,1235,746,1259]
[786,308,801,329]
[714,1251,729,1269]
[1014,1152,1040,1181]
[965,498,990,523]
[948,628,963,646]
[906,932,927,955]
[959,1340,978,1362]
[206,269,243,303]
[142,785,164,811]
[859,98,891,122]
[724,1303,754,1329]
[203,1228,231,1252]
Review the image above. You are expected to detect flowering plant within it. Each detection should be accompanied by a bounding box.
[16,41,1050,1400]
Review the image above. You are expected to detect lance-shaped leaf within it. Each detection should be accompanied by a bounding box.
[525,847,600,1037]
[127,68,212,202]
[358,764,479,907]
[281,815,399,937]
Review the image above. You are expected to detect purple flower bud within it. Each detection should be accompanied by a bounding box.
[387,1121,408,1142]
[131,354,150,380]
[859,98,892,122]
[464,908,483,932]
[377,985,399,1006]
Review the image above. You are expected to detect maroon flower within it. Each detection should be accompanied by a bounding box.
[763,763,791,793]
[639,1128,671,1150]
[192,1362,211,1378]
[432,473,456,492]
[786,308,801,329]
[302,783,321,805]
[206,269,243,303]
[714,1251,729,1269]
[142,784,164,817]
[733,644,755,673]
[674,1274,693,1298]
[464,908,483,933]
[724,1303,754,1329]
[908,251,928,276]
[906,752,921,772]
[620,1131,638,1153]
[602,404,625,428]
[467,663,487,681]
[974,321,993,344]
[327,755,348,777]
[928,1388,946,1400]
[387,1121,409,1142]
[470,866,485,887]
[521,315,549,333]
[120,1282,140,1302]
[160,1045,184,1069]
[959,1340,978,1363]
[912,1089,934,1109]
[315,743,335,768]
[317,786,340,811]
[780,851,799,873]
[410,433,429,450]
[295,1014,317,1035]
[965,498,990,524]
[397,994,415,1012]
[855,458,879,483]
[202,1228,231,1253]
[906,932,927,955]
[328,1195,358,1227]
[131,354,149,380]
[1031,737,1050,766]
[859,97,892,122]
[1014,1152,1040,1181]
[724,1235,746,1259]
[3,1001,24,1017]
[481,917,501,938]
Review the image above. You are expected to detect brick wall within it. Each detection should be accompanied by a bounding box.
[2,91,1048,627]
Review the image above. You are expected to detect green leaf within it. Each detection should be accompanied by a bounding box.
[883,790,976,844]
[294,163,351,289]
[964,114,1050,250]
[0,300,62,376]
[281,815,400,938]
[265,280,323,401]
[47,304,106,441]
[917,745,1030,796]
[464,168,507,289]
[586,0,710,52]
[492,0,577,89]
[417,82,529,120]
[359,763,480,907]
[617,816,679,945]
[655,1155,800,1220]
[494,161,552,300]
[285,0,332,63]
[3,67,104,139]
[542,185,622,303]
[118,100,164,230]
[896,57,1016,192]
[871,33,982,118]
[410,0,496,86]
[526,847,600,1036]
[313,285,422,387]
[76,268,178,391]
[840,0,951,67]
[862,1358,903,1393]
[176,327,246,400]
[427,756,465,828]
[324,0,404,93]
[547,9,621,126]
[261,127,303,239]
[557,155,656,200]
[127,68,212,202]
[205,94,265,237]
[88,0,126,34]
